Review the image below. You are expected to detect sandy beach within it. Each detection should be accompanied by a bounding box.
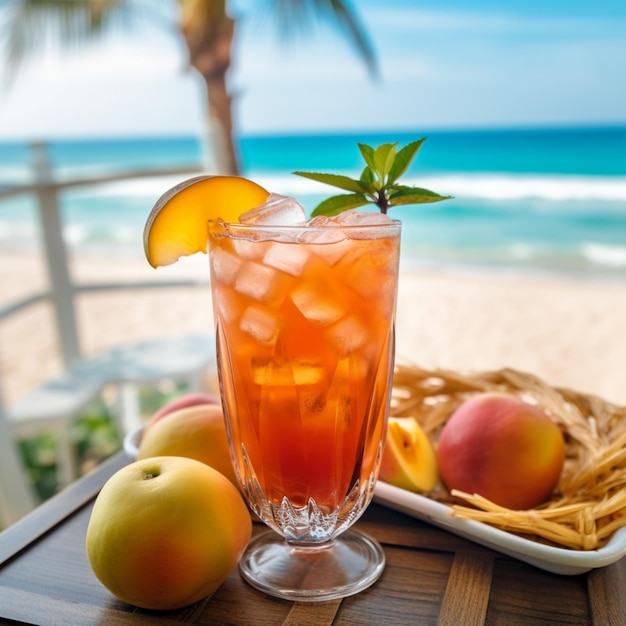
[1,250,625,409]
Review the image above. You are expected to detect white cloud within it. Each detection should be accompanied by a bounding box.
[0,15,201,139]
[4,27,186,84]
[0,2,624,138]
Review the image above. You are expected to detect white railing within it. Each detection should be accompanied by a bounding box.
[0,142,204,366]
[0,143,214,524]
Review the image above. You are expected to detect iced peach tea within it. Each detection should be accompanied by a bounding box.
[208,219,400,537]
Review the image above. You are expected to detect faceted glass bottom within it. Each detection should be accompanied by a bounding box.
[238,528,386,602]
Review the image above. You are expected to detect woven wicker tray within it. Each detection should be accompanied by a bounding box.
[380,363,626,559]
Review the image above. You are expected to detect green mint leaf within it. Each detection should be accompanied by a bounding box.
[388,138,425,185]
[358,143,376,173]
[373,142,398,182]
[311,193,370,217]
[359,166,382,197]
[292,171,366,194]
[360,165,375,187]
[389,185,453,205]
[293,137,452,216]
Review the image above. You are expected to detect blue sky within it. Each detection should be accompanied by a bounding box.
[0,0,624,139]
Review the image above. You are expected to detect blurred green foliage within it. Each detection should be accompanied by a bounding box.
[18,382,190,504]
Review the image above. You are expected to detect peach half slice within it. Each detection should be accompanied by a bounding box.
[379,416,439,493]
[143,175,269,268]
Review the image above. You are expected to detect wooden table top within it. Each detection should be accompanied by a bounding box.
[1,452,624,625]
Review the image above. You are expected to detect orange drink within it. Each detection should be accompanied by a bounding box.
[143,140,446,601]
[208,216,400,545]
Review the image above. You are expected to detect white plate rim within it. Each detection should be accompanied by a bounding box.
[124,425,625,575]
[374,480,626,575]
[122,423,144,459]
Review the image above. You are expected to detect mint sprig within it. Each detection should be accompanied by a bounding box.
[293,139,452,216]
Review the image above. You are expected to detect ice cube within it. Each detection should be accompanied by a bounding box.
[335,210,396,240]
[252,360,292,386]
[240,305,279,343]
[310,237,354,266]
[213,290,239,324]
[239,193,307,226]
[263,242,310,276]
[252,359,324,386]
[300,215,352,264]
[234,261,280,302]
[346,264,397,315]
[210,247,242,284]
[291,284,345,326]
[291,362,324,385]
[307,215,335,227]
[325,315,368,354]
[336,235,400,275]
[231,237,262,260]
[335,210,394,226]
[332,356,369,386]
[302,215,347,245]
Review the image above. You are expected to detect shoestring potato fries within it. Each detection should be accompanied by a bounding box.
[390,364,626,550]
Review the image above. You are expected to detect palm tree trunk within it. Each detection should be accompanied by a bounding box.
[203,64,239,175]
[181,11,240,175]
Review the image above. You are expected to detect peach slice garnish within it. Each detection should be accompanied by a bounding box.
[143,175,269,268]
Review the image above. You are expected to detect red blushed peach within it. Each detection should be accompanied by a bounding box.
[138,404,238,488]
[144,392,220,435]
[437,393,565,510]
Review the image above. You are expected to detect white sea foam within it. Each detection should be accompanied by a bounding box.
[0,165,32,185]
[582,243,626,267]
[2,164,625,279]
[68,175,188,199]
[250,172,626,203]
[64,224,90,245]
[510,243,536,260]
[9,168,623,205]
[422,174,626,202]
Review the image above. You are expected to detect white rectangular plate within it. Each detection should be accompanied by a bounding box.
[374,481,626,575]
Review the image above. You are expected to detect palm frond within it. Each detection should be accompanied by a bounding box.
[2,0,131,83]
[263,0,377,77]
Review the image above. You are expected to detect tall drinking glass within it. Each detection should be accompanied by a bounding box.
[207,218,401,601]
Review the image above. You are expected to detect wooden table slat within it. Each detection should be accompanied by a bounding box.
[0,452,127,565]
[283,599,342,626]
[587,562,626,625]
[437,551,494,626]
[0,585,179,626]
[0,452,624,625]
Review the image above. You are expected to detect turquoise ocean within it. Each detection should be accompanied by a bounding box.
[0,126,625,280]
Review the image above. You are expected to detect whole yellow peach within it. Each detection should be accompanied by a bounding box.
[86,456,252,610]
[143,392,220,436]
[437,393,565,510]
[137,404,238,488]
[378,416,439,493]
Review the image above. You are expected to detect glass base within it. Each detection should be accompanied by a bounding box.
[238,529,386,602]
